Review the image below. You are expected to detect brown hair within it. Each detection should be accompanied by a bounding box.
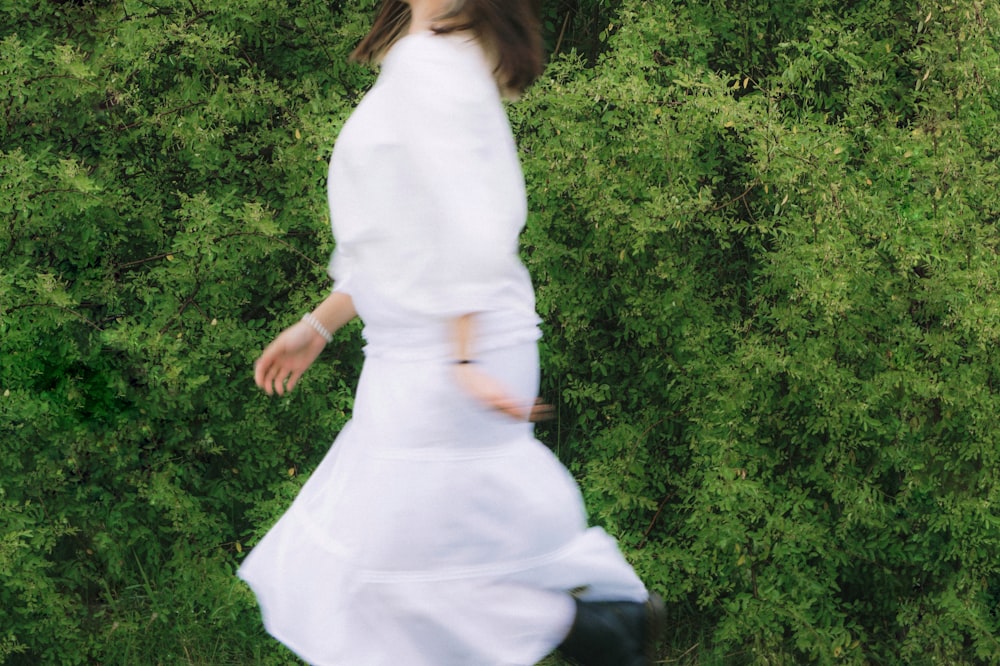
[351,0,544,95]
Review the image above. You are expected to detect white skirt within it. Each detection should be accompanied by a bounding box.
[238,341,648,665]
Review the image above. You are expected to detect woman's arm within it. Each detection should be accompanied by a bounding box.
[254,292,357,396]
[450,313,552,422]
[311,291,359,335]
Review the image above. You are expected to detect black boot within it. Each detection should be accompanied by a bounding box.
[556,593,666,666]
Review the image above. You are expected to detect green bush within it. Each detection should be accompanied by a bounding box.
[1,0,369,662]
[3,0,1000,663]
[519,0,1000,662]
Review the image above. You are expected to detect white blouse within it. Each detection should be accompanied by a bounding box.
[326,32,541,359]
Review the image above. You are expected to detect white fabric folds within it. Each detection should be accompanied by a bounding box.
[239,345,647,665]
[239,32,647,666]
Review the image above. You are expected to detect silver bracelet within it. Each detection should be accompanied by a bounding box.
[302,312,333,344]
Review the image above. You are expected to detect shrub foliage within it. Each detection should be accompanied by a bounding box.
[3,0,1000,663]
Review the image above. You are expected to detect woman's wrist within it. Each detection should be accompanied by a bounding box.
[301,312,333,344]
[451,314,477,367]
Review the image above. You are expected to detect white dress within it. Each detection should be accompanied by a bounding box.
[238,32,648,666]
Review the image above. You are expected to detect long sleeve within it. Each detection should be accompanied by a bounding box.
[325,33,540,358]
[384,35,529,317]
[327,33,533,318]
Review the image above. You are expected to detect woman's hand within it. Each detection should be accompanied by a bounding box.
[452,362,553,422]
[254,321,329,396]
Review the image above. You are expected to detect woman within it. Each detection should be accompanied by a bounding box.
[239,1,663,664]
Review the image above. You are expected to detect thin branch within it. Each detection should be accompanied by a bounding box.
[6,303,104,331]
[27,189,100,201]
[638,491,675,549]
[710,180,759,212]
[214,231,324,268]
[158,284,201,335]
[23,74,100,88]
[115,252,172,270]
[114,231,323,272]
[117,101,205,131]
[553,11,571,57]
[661,642,701,663]
[183,10,212,30]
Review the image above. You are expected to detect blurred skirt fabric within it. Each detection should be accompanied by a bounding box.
[238,341,647,666]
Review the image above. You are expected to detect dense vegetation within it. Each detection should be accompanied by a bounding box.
[3,0,1000,663]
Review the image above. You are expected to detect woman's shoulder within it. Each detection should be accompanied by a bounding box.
[385,31,472,61]
[382,32,496,93]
